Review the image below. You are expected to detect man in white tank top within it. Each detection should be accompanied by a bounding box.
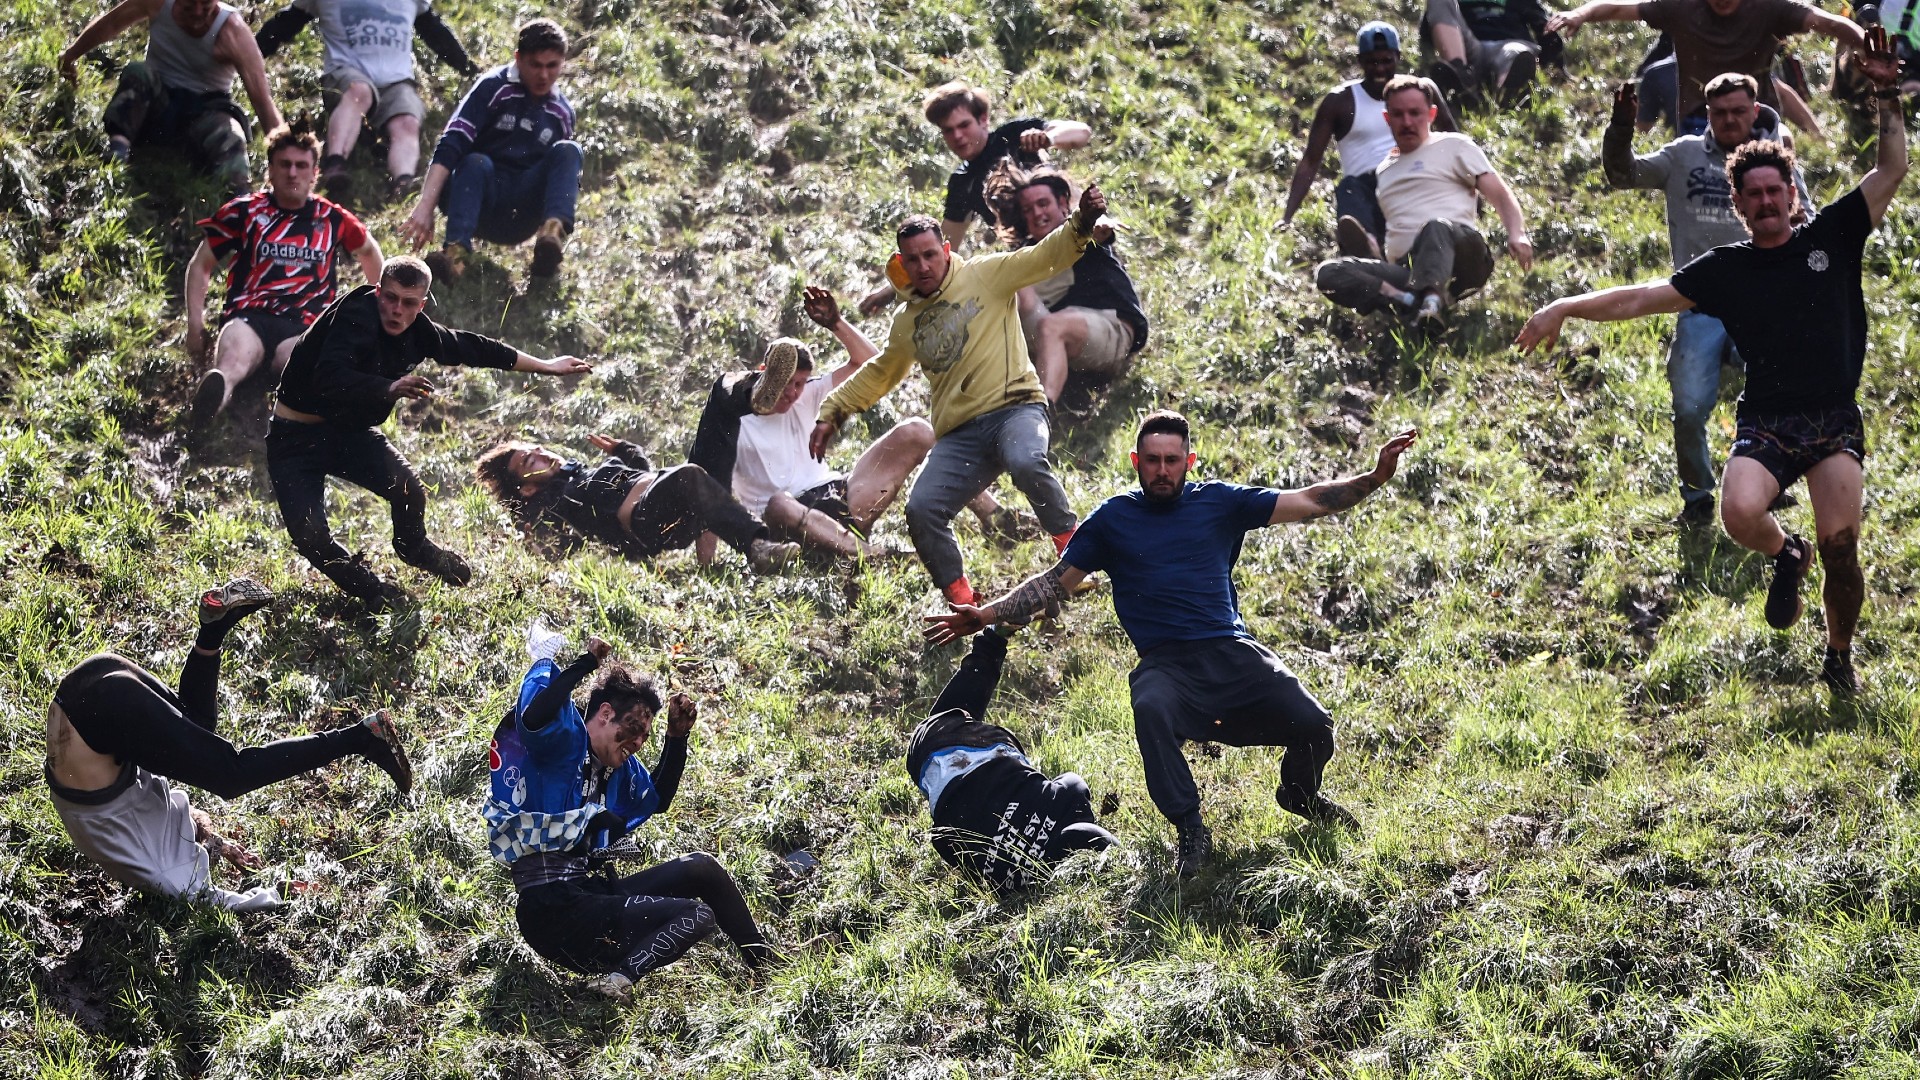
[60,0,281,194]
[1283,23,1457,257]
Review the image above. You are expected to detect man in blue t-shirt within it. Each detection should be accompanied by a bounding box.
[1515,27,1907,700]
[926,411,1418,876]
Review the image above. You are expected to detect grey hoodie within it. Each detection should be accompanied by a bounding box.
[1603,104,1809,269]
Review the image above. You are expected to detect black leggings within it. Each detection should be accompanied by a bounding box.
[626,465,765,557]
[54,652,374,801]
[266,420,430,592]
[931,628,1010,722]
[517,853,771,978]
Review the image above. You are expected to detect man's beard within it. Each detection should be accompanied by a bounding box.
[1141,475,1185,503]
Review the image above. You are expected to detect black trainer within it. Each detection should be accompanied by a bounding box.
[1821,646,1858,700]
[1175,823,1213,878]
[1674,495,1715,529]
[199,578,274,626]
[1764,535,1813,630]
[398,542,473,586]
[189,370,227,429]
[359,710,413,793]
[1278,784,1361,829]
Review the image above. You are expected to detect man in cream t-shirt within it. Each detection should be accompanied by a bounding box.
[1314,74,1533,320]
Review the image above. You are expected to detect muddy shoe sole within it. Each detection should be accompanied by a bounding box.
[361,711,413,794]
[189,370,227,429]
[199,578,274,625]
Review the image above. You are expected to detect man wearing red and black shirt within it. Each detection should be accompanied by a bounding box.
[185,121,383,428]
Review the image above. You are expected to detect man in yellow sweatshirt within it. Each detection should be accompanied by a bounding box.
[809,185,1114,604]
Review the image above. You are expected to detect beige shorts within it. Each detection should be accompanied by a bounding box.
[1055,306,1136,374]
[322,71,425,129]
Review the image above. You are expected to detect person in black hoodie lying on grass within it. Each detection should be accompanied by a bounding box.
[905,626,1115,892]
[475,433,801,573]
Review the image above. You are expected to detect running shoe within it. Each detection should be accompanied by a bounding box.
[1500,51,1537,109]
[189,369,227,429]
[360,710,413,794]
[1764,534,1813,630]
[752,338,806,414]
[1175,823,1213,878]
[749,537,802,574]
[1278,784,1361,829]
[198,578,274,626]
[398,541,473,586]
[584,971,634,1000]
[530,218,568,278]
[1821,646,1858,700]
[1334,215,1381,260]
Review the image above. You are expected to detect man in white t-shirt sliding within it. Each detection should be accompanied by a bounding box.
[687,286,1015,563]
[1314,74,1533,321]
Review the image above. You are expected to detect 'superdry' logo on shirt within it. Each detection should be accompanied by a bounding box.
[913,298,982,373]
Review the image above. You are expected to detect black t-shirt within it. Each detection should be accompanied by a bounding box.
[1669,187,1873,418]
[942,117,1047,228]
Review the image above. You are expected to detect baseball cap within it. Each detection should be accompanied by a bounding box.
[1357,21,1401,54]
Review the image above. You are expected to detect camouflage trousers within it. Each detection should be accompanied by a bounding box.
[104,61,251,192]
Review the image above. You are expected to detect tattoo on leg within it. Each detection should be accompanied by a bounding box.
[1819,527,1864,646]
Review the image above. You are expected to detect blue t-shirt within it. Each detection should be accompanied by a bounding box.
[1061,481,1280,654]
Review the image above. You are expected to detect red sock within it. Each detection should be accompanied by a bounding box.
[1051,528,1075,555]
[943,577,977,606]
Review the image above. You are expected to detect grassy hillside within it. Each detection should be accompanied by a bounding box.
[6,0,1920,1075]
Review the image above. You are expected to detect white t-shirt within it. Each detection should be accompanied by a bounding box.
[732,375,835,516]
[1375,132,1491,260]
[296,0,429,87]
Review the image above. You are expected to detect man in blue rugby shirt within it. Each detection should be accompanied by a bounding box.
[927,411,1417,877]
[400,18,579,279]
[486,625,777,998]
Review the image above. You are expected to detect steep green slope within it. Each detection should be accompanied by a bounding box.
[4,0,1920,1076]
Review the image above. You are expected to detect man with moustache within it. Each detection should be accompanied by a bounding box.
[926,411,1418,876]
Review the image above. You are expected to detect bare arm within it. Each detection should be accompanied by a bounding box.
[1475,170,1532,269]
[1283,92,1343,224]
[802,285,878,384]
[1860,32,1910,226]
[1774,78,1823,142]
[352,237,384,284]
[922,560,1091,645]
[1039,119,1092,151]
[219,17,282,131]
[59,0,159,79]
[1266,428,1417,525]
[1514,281,1693,351]
[184,242,220,357]
[1544,0,1643,37]
[1805,7,1867,50]
[511,351,593,375]
[940,218,970,246]
[401,163,453,249]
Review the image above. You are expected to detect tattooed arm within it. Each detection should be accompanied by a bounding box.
[1266,428,1418,525]
[923,560,1090,645]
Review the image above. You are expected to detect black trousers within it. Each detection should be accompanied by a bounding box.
[1128,637,1336,829]
[266,420,431,592]
[626,464,765,557]
[54,652,372,801]
[516,853,770,978]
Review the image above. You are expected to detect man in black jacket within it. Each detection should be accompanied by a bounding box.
[267,255,591,606]
[474,433,800,573]
[905,627,1115,892]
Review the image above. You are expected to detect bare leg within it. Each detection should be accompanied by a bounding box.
[328,82,374,162]
[967,488,1001,524]
[1431,22,1468,64]
[1720,457,1787,556]
[1805,453,1864,650]
[269,335,297,380]
[695,530,719,568]
[764,491,865,558]
[204,320,269,417]
[1033,311,1090,403]
[845,418,936,531]
[385,114,421,178]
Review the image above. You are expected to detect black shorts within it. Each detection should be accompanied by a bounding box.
[1731,404,1867,490]
[225,312,309,357]
[773,477,855,535]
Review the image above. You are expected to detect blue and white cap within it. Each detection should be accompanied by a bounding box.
[1357,21,1401,54]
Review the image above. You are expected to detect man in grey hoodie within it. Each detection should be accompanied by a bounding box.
[1603,70,1806,526]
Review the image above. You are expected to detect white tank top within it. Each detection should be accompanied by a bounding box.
[145,0,236,96]
[1337,80,1395,178]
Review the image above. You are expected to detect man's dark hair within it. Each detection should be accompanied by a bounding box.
[923,80,992,125]
[984,160,1073,245]
[1381,74,1431,106]
[382,255,431,290]
[475,441,581,558]
[264,117,321,163]
[586,663,662,737]
[1704,72,1760,103]
[1728,139,1797,195]
[896,214,944,248]
[517,17,568,56]
[1136,409,1191,449]
[475,440,538,503]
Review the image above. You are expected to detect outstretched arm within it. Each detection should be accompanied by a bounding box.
[1805,6,1867,51]
[1283,92,1343,225]
[1267,428,1418,525]
[59,0,159,80]
[221,17,283,131]
[923,561,1090,645]
[1544,0,1643,37]
[1514,281,1693,352]
[1021,120,1093,153]
[1859,26,1909,225]
[511,351,593,376]
[803,285,879,384]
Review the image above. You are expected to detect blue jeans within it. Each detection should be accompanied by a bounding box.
[442,141,583,248]
[905,402,1076,588]
[1667,309,1742,505]
[1333,174,1383,241]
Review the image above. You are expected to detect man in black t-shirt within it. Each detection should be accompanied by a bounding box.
[857,81,1092,316]
[905,627,1115,892]
[1515,27,1906,697]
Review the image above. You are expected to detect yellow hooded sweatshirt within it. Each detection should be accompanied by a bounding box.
[818,219,1093,438]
